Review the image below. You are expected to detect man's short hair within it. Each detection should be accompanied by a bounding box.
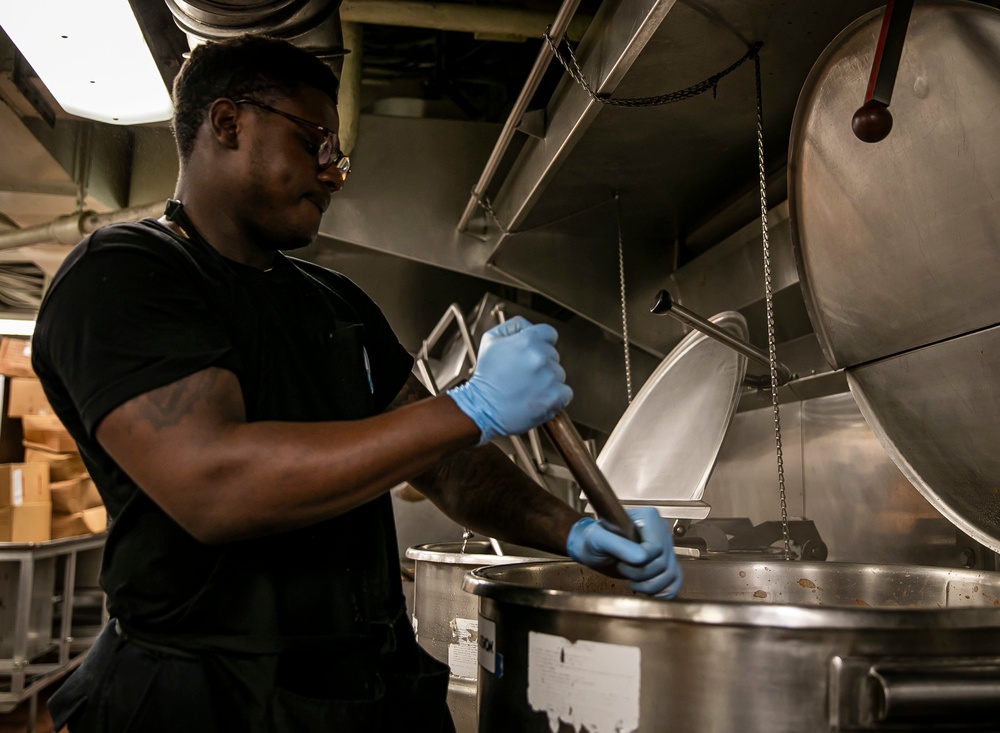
[171,35,340,163]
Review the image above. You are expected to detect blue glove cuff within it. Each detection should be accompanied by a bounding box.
[446,382,503,446]
[566,517,598,563]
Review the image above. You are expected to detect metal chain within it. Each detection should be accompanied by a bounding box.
[617,217,634,404]
[474,40,762,225]
[615,192,634,403]
[544,32,763,108]
[755,52,791,560]
[474,192,512,234]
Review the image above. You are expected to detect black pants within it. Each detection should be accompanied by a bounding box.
[50,622,222,732]
[51,620,455,733]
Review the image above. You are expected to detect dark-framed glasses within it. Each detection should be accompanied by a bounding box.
[234,98,351,178]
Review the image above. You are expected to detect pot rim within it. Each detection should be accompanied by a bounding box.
[405,541,556,566]
[464,559,1000,630]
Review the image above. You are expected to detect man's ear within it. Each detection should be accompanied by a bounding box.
[207,99,241,150]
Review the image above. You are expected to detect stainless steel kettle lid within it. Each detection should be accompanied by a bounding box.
[789,0,1000,372]
[593,311,748,515]
[789,1,1000,552]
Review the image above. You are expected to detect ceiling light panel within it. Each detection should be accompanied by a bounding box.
[0,0,173,125]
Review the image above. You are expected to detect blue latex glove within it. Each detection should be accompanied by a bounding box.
[448,316,573,445]
[566,506,683,599]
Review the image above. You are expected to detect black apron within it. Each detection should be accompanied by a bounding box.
[49,202,454,733]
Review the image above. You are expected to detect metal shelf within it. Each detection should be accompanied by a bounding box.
[0,533,107,726]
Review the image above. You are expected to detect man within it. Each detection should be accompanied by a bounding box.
[34,35,681,732]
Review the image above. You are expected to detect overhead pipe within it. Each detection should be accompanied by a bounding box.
[0,201,168,252]
[339,21,363,155]
[456,0,586,232]
[165,0,591,168]
[167,0,591,54]
[166,0,346,57]
[340,0,591,41]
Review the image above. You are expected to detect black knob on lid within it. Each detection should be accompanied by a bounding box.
[649,289,674,315]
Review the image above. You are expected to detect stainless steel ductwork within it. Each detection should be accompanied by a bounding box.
[159,0,354,158]
[164,0,345,58]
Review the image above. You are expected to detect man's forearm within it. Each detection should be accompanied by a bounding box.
[409,443,584,556]
[97,368,483,544]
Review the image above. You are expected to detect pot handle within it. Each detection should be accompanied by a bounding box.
[870,663,1000,725]
[541,411,640,543]
[650,289,794,386]
[490,302,639,543]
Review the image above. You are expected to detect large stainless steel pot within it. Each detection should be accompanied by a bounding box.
[406,541,556,733]
[466,559,1000,732]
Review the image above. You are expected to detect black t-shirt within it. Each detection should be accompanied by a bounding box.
[32,218,414,643]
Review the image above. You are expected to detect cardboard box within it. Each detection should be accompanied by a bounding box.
[0,338,34,378]
[23,442,87,482]
[51,475,102,515]
[51,506,106,539]
[21,414,78,453]
[0,502,52,542]
[7,377,53,418]
[0,462,50,507]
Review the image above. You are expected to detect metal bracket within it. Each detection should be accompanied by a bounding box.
[417,303,477,393]
[516,108,547,140]
[677,518,828,560]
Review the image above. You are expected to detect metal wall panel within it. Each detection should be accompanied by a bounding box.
[488,200,686,355]
[317,114,515,285]
[799,393,958,566]
[701,401,805,524]
[703,392,966,565]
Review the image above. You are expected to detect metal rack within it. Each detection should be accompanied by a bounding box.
[0,533,107,730]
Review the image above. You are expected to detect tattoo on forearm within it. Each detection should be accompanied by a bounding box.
[419,446,575,554]
[127,369,227,430]
[386,375,429,412]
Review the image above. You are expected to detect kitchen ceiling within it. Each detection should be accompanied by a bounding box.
[0,0,584,225]
[2,0,998,400]
[0,0,582,317]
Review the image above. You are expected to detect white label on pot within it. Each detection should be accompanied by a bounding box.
[527,631,640,733]
[12,469,23,507]
[478,615,496,674]
[448,617,479,679]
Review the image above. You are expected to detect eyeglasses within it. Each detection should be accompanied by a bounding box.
[234,99,351,179]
